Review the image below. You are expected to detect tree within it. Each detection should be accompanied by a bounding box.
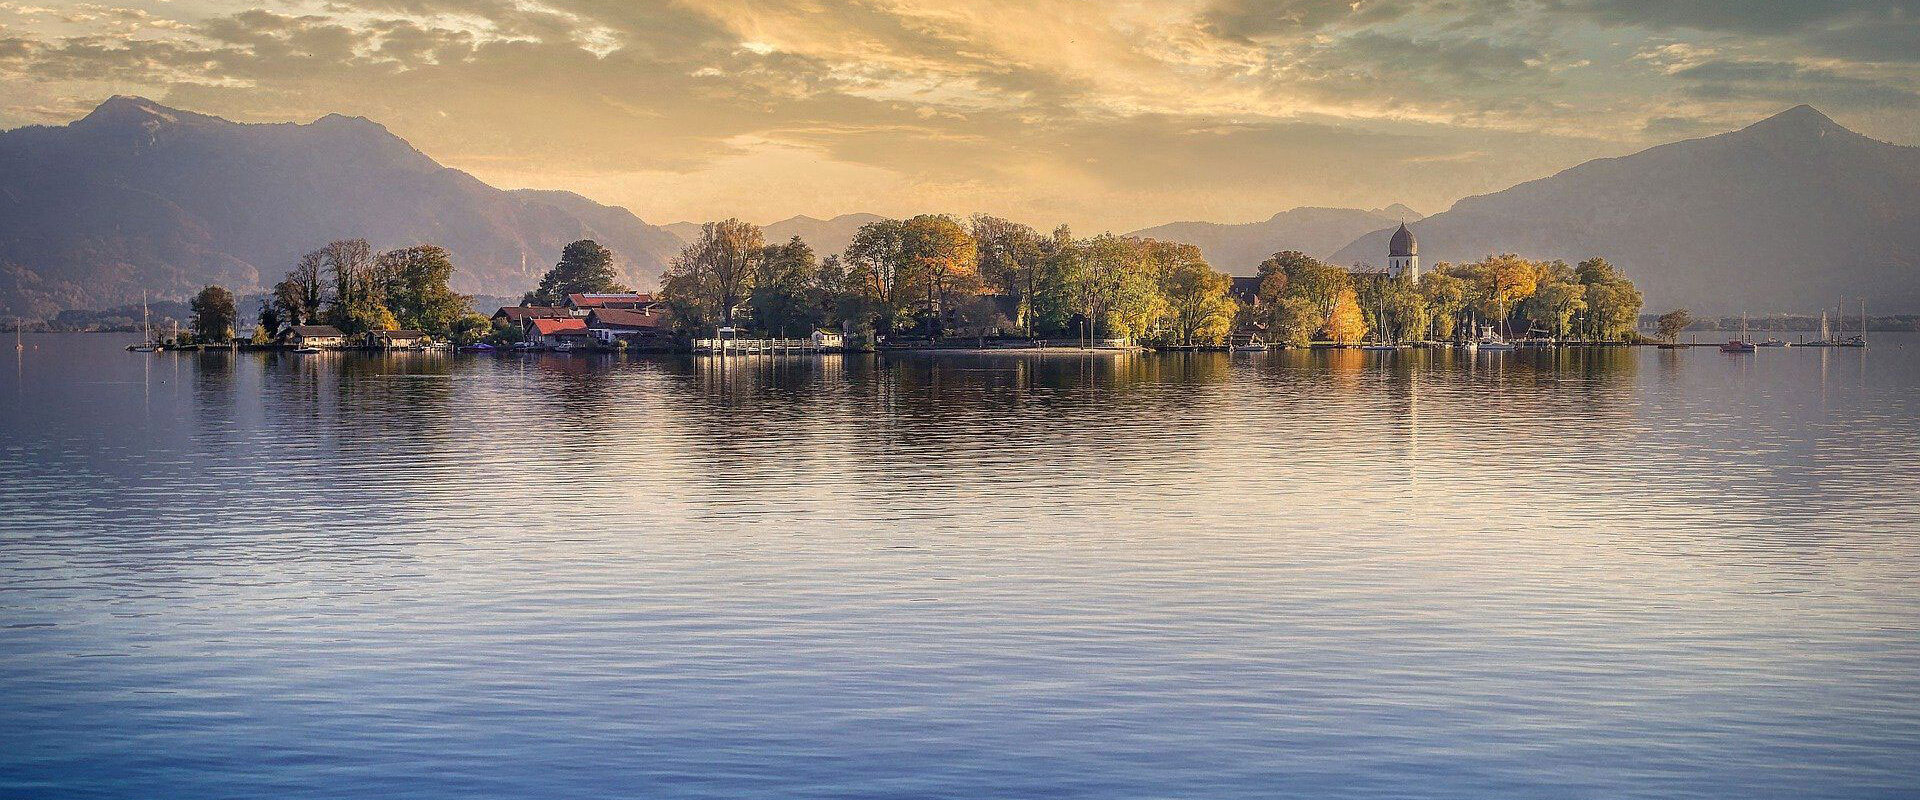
[844,218,919,334]
[1656,309,1694,342]
[525,240,626,306]
[971,215,1049,336]
[747,236,822,337]
[1157,250,1235,346]
[1326,286,1368,344]
[377,246,468,334]
[660,220,763,331]
[1583,280,1644,340]
[273,248,329,327]
[189,285,236,343]
[1419,268,1468,341]
[1523,281,1587,339]
[1271,296,1320,347]
[901,215,978,337]
[450,313,493,345]
[1257,250,1348,320]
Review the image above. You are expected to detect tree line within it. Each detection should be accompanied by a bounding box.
[654,215,1646,346]
[657,215,1239,346]
[1244,251,1646,346]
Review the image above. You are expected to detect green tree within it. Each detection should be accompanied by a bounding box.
[1155,246,1234,346]
[661,220,763,331]
[525,240,626,306]
[189,285,237,343]
[971,214,1051,337]
[1523,281,1587,338]
[747,236,822,337]
[844,218,921,335]
[450,313,493,345]
[1656,308,1694,342]
[377,245,469,334]
[1418,267,1468,341]
[1271,296,1320,346]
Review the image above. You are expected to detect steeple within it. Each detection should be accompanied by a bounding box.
[1387,223,1419,278]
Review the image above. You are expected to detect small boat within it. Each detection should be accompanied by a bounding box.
[1756,338,1789,347]
[1231,339,1266,352]
[458,342,497,352]
[293,346,323,354]
[1360,343,1399,352]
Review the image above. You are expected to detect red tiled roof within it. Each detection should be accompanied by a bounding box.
[588,308,668,329]
[529,318,588,335]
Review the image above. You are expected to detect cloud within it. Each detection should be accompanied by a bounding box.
[0,0,1916,228]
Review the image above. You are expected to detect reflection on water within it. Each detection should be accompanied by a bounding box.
[1,334,1916,800]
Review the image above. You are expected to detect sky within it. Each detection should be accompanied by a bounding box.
[1,0,1917,231]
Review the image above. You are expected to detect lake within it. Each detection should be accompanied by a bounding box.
[3,333,1918,799]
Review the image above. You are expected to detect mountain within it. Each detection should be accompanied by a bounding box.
[0,96,683,319]
[1127,205,1421,275]
[1330,106,1920,313]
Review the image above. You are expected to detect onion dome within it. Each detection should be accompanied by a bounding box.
[1389,223,1417,258]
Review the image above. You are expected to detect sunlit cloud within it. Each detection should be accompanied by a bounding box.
[0,0,1915,229]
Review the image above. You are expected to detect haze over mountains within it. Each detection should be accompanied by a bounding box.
[1,98,1914,318]
[0,96,683,319]
[1129,205,1423,272]
[1332,105,1920,313]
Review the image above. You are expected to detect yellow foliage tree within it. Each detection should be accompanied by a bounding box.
[1325,287,1369,344]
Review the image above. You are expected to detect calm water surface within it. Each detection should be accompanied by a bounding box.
[3,333,1919,799]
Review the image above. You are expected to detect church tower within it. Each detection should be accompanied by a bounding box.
[1387,223,1418,278]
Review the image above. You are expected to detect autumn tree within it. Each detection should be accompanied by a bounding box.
[660,221,762,330]
[1152,244,1234,346]
[1325,286,1369,344]
[902,215,978,337]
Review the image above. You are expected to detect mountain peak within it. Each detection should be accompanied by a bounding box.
[77,95,188,127]
[1742,104,1846,137]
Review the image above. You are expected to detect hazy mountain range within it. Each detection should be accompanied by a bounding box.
[0,96,683,319]
[1,98,1914,318]
[1331,105,1920,313]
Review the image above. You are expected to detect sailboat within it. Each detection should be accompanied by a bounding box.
[1720,313,1757,352]
[1474,301,1516,351]
[1361,290,1398,351]
[128,292,159,352]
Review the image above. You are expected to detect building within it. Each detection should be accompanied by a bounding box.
[1387,223,1419,278]
[565,293,662,315]
[492,306,570,327]
[811,329,845,350]
[525,317,590,348]
[366,329,429,349]
[287,325,346,349]
[1229,275,1263,306]
[585,308,673,348]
